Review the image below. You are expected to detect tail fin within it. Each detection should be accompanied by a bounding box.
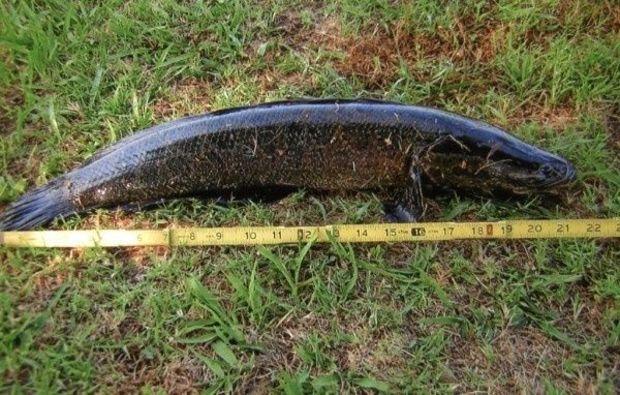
[0,178,74,231]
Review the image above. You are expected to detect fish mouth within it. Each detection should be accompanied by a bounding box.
[536,160,577,188]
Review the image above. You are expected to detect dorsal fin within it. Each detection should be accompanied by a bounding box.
[206,98,401,117]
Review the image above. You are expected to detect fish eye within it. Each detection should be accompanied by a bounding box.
[539,162,570,179]
[539,164,557,177]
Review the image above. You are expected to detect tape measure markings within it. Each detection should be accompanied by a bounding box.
[1,218,618,248]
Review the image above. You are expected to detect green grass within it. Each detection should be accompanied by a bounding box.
[1,0,619,392]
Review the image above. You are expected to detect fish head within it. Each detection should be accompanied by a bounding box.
[421,124,576,196]
[480,153,576,194]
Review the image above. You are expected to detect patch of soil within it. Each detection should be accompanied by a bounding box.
[152,78,215,120]
[31,260,68,301]
[112,245,170,269]
[448,327,575,392]
[508,104,578,131]
[112,357,210,394]
[0,87,24,136]
[256,70,314,92]
[270,12,506,89]
[604,106,620,152]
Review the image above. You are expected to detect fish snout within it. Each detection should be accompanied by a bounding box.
[537,160,576,187]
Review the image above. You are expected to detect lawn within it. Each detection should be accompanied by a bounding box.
[0,0,619,393]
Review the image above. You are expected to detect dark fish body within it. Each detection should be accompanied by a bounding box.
[0,100,576,230]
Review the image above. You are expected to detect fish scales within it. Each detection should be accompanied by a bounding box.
[72,103,425,205]
[0,100,576,230]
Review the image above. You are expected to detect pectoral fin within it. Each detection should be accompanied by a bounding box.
[383,164,425,223]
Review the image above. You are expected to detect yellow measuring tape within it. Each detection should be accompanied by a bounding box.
[0,218,618,248]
